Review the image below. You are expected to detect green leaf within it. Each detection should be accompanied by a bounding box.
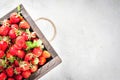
[26,39,43,51]
[32,39,42,48]
[26,41,33,50]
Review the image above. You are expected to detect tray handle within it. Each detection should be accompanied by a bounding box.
[35,17,56,42]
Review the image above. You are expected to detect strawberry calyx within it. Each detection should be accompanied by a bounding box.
[31,57,39,65]
[24,53,33,61]
[2,19,10,27]
[2,36,11,43]
[7,53,16,63]
[14,67,21,75]
[25,39,43,51]
[19,61,30,71]
[0,59,7,68]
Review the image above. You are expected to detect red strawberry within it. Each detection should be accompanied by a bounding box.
[30,65,38,73]
[6,66,14,77]
[0,40,8,51]
[0,50,4,58]
[24,53,33,61]
[16,50,25,59]
[22,70,31,79]
[31,57,39,65]
[11,24,18,29]
[14,67,21,75]
[0,25,10,36]
[39,56,46,65]
[9,46,18,56]
[8,78,15,80]
[9,28,17,39]
[14,60,19,67]
[19,61,30,71]
[13,44,22,50]
[10,12,21,24]
[16,36,25,49]
[23,43,27,50]
[15,74,23,80]
[19,20,30,29]
[33,47,42,57]
[0,72,7,80]
[0,20,10,36]
[2,19,11,25]
[22,32,29,40]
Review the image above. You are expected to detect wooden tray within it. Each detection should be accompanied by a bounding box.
[0,4,62,80]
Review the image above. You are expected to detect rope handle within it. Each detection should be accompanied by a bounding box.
[35,17,57,42]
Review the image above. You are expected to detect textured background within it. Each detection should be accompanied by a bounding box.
[0,0,120,80]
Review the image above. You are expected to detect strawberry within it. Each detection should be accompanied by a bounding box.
[11,24,18,29]
[16,50,25,59]
[24,53,33,61]
[16,36,25,49]
[39,56,46,65]
[0,40,8,51]
[33,47,42,57]
[30,65,38,73]
[0,25,10,36]
[0,72,7,80]
[31,57,39,65]
[10,12,21,24]
[2,19,11,25]
[19,61,30,71]
[21,32,29,40]
[0,50,4,58]
[15,74,23,80]
[14,60,19,67]
[22,70,31,79]
[14,67,21,75]
[42,50,51,58]
[8,78,15,80]
[19,20,30,29]
[9,46,18,56]
[23,43,27,50]
[13,44,22,50]
[6,66,14,77]
[0,20,10,36]
[9,28,17,39]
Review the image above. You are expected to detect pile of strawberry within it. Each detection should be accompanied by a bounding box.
[0,12,51,80]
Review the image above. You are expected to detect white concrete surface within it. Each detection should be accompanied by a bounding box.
[0,0,120,80]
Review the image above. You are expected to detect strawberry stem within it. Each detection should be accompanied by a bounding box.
[17,5,21,12]
[17,5,21,15]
